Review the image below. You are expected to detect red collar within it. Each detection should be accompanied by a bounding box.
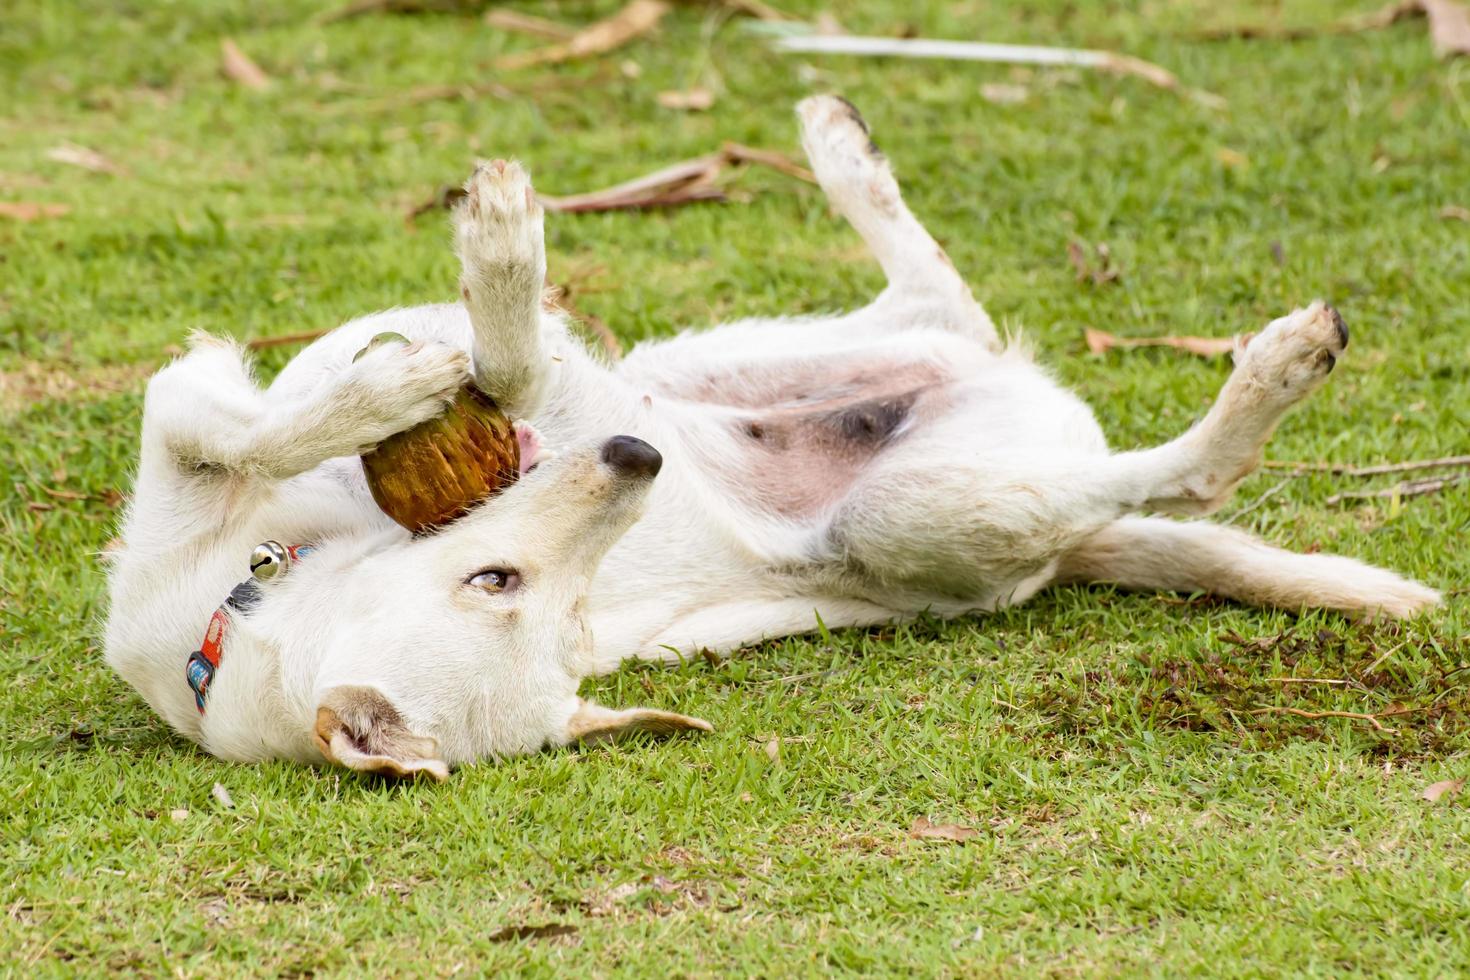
[186,543,312,713]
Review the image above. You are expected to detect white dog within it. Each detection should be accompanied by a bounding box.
[104,97,1439,779]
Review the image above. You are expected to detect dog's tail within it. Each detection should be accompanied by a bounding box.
[1054,516,1440,620]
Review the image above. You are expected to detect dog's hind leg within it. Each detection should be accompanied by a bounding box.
[1053,516,1440,619]
[797,95,999,349]
[827,303,1435,616]
[454,159,555,419]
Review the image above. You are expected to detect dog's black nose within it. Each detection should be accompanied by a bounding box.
[600,435,662,479]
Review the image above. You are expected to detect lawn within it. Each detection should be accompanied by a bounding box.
[3,0,1469,973]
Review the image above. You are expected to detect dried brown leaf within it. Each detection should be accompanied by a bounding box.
[1099,52,1180,89]
[980,82,1029,105]
[1440,204,1470,221]
[245,329,332,351]
[1423,0,1470,56]
[1067,240,1121,285]
[909,816,980,842]
[484,9,575,40]
[220,39,270,90]
[1085,328,1245,359]
[764,736,780,761]
[657,87,715,111]
[1422,778,1465,802]
[0,201,69,221]
[813,10,846,34]
[497,0,670,71]
[1216,147,1249,168]
[0,171,50,191]
[1197,0,1470,58]
[1067,241,1090,281]
[46,143,127,176]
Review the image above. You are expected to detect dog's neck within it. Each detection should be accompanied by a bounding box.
[189,610,327,764]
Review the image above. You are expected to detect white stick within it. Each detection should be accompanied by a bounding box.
[770,33,1220,104]
[775,34,1121,68]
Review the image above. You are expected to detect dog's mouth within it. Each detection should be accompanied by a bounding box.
[514,421,551,475]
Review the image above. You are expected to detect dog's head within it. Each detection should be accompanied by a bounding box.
[309,435,709,780]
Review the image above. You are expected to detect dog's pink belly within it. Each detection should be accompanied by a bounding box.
[677,360,951,518]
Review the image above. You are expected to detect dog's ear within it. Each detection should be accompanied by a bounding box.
[314,685,449,781]
[564,698,712,745]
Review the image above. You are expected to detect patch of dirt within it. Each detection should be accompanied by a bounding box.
[1024,622,1470,757]
[0,361,154,416]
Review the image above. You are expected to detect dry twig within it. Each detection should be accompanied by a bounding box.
[496,0,670,71]
[545,284,623,360]
[408,142,811,221]
[246,329,332,351]
[720,142,816,182]
[1325,474,1467,505]
[1264,455,1470,477]
[1251,706,1398,733]
[1226,476,1295,521]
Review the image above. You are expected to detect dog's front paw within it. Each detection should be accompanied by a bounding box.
[1239,301,1348,406]
[345,340,471,441]
[454,159,545,296]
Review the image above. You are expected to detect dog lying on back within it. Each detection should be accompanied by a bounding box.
[104,97,1439,779]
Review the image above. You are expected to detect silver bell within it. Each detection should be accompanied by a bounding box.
[250,540,291,580]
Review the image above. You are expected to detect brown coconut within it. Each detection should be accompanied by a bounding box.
[357,335,520,533]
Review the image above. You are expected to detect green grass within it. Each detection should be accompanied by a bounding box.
[4,0,1469,973]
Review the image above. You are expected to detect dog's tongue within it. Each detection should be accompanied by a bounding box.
[513,421,548,475]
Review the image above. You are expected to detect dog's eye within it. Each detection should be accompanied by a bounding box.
[468,569,520,593]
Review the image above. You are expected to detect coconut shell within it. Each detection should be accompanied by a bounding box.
[359,344,520,533]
